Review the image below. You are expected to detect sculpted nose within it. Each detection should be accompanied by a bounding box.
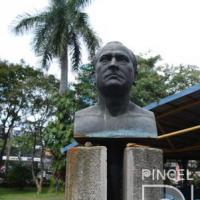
[111,57,116,65]
[108,58,119,70]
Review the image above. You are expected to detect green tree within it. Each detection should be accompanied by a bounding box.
[12,134,33,159]
[74,63,97,108]
[0,60,58,192]
[22,76,58,194]
[129,55,200,106]
[130,55,169,106]
[12,0,100,95]
[164,64,200,95]
[44,67,96,179]
[44,91,78,182]
[0,61,35,168]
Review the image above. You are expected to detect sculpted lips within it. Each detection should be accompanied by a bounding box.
[104,73,124,81]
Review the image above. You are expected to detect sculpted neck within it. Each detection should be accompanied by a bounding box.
[98,94,130,116]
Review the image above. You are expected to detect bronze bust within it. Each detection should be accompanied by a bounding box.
[74,41,157,138]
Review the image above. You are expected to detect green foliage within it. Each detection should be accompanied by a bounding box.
[193,175,200,187]
[74,64,97,107]
[130,55,200,106]
[44,90,79,178]
[0,61,42,165]
[7,163,32,188]
[165,64,200,94]
[131,55,168,106]
[0,60,59,193]
[0,60,58,131]
[48,177,55,193]
[12,135,33,157]
[48,176,65,193]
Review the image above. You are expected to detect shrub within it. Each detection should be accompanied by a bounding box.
[7,163,32,188]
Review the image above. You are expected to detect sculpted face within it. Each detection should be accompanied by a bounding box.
[95,43,135,97]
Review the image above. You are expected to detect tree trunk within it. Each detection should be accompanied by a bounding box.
[59,47,68,95]
[31,133,42,194]
[0,128,10,168]
[35,177,43,194]
[5,135,12,176]
[31,129,44,194]
[0,136,7,167]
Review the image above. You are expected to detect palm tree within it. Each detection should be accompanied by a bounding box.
[12,0,100,95]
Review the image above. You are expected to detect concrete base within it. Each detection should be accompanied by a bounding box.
[123,147,163,200]
[65,146,107,200]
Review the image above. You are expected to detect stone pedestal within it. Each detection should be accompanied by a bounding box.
[123,147,163,200]
[65,146,107,200]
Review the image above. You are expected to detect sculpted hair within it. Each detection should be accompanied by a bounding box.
[92,41,138,73]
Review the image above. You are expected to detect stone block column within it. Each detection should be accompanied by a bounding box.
[65,146,107,200]
[123,147,163,200]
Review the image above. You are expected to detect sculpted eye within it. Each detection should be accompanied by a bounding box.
[99,55,111,62]
[117,55,129,62]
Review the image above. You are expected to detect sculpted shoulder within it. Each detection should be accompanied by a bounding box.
[75,102,155,118]
[75,105,102,117]
[128,102,155,118]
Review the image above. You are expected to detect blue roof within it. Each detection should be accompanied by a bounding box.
[144,83,200,110]
[61,139,79,154]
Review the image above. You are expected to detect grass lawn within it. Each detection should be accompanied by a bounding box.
[0,187,64,200]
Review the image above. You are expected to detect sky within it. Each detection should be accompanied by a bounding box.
[1,0,200,82]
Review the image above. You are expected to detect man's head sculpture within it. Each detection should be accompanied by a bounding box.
[74,41,157,139]
[93,41,137,72]
[93,41,137,100]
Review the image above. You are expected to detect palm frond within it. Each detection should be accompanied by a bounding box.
[47,3,69,56]
[33,23,50,53]
[69,33,81,71]
[50,0,66,8]
[51,20,67,56]
[34,27,57,70]
[32,5,69,61]
[82,27,100,58]
[67,0,92,10]
[41,45,53,70]
[75,12,100,58]
[12,12,46,35]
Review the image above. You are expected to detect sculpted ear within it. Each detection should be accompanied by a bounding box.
[132,66,138,86]
[132,54,138,85]
[92,71,96,85]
